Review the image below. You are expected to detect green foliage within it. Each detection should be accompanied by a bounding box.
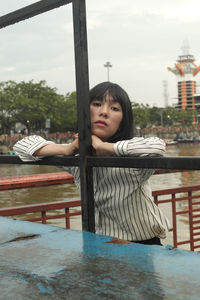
[51,91,77,132]
[131,102,195,129]
[0,79,196,135]
[132,102,151,129]
[0,80,77,134]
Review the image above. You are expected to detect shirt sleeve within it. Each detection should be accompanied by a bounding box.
[13,135,55,162]
[114,137,166,157]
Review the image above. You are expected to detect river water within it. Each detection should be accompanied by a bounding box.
[1,143,200,249]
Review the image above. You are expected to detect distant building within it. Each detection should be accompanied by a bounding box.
[168,40,200,112]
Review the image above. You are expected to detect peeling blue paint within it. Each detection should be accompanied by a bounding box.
[100,278,112,284]
[0,217,200,300]
[37,282,53,294]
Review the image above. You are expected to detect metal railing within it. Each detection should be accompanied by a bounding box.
[0,170,200,251]
[153,185,200,251]
[1,171,200,251]
[0,0,94,232]
[1,1,200,239]
[0,200,81,229]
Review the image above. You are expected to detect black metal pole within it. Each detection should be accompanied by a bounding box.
[2,155,200,170]
[0,0,72,29]
[72,0,95,232]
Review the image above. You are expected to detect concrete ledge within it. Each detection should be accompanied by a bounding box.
[0,217,200,299]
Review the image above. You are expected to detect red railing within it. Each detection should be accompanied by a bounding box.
[1,171,200,252]
[0,200,81,229]
[0,172,74,190]
[153,185,200,252]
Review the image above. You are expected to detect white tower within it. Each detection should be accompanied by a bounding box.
[168,40,200,110]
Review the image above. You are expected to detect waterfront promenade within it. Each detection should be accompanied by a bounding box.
[1,125,200,154]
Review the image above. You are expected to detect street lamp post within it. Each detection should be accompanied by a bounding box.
[158,110,164,127]
[104,61,112,81]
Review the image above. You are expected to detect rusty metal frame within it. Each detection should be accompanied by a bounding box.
[1,178,200,251]
[0,199,81,229]
[0,0,95,232]
[153,185,200,251]
[0,0,72,29]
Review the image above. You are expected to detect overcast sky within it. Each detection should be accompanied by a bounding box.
[1,0,200,107]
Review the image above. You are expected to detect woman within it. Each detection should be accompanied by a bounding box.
[14,82,169,245]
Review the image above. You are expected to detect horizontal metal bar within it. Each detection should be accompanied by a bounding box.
[2,155,200,170]
[152,185,200,196]
[0,0,72,29]
[86,156,200,170]
[0,155,79,166]
[0,200,81,216]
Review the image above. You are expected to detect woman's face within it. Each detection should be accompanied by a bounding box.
[90,93,123,141]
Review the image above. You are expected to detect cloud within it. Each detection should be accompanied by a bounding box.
[0,66,16,73]
[1,0,200,106]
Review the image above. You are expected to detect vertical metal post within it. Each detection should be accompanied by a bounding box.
[41,211,47,224]
[171,194,177,248]
[188,191,194,251]
[65,208,70,229]
[72,0,95,232]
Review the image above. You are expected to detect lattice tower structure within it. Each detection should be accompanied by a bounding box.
[168,41,200,110]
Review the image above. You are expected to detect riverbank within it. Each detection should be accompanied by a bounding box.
[2,125,200,152]
[0,132,75,153]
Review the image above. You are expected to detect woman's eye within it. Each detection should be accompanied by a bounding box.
[111,106,120,111]
[92,101,101,107]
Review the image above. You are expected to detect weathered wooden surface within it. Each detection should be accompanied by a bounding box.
[0,217,200,300]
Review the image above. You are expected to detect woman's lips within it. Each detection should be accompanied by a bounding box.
[94,120,108,127]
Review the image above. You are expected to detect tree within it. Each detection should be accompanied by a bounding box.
[149,106,163,126]
[14,80,65,133]
[50,91,77,132]
[0,80,65,134]
[132,102,150,129]
[163,107,193,127]
[0,81,18,134]
[0,79,195,135]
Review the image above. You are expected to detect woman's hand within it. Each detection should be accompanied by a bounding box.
[92,135,115,156]
[33,135,79,157]
[69,135,79,155]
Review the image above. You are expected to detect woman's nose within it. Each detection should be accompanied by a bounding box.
[99,104,108,116]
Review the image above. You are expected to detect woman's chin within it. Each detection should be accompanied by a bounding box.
[95,134,107,142]
[92,130,108,141]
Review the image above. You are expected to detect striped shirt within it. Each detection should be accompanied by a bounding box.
[14,135,169,241]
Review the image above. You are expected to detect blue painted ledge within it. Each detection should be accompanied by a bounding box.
[0,217,200,300]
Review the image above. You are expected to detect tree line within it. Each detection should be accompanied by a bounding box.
[0,80,77,134]
[0,80,195,135]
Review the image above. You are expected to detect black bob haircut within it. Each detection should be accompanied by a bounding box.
[89,82,134,142]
